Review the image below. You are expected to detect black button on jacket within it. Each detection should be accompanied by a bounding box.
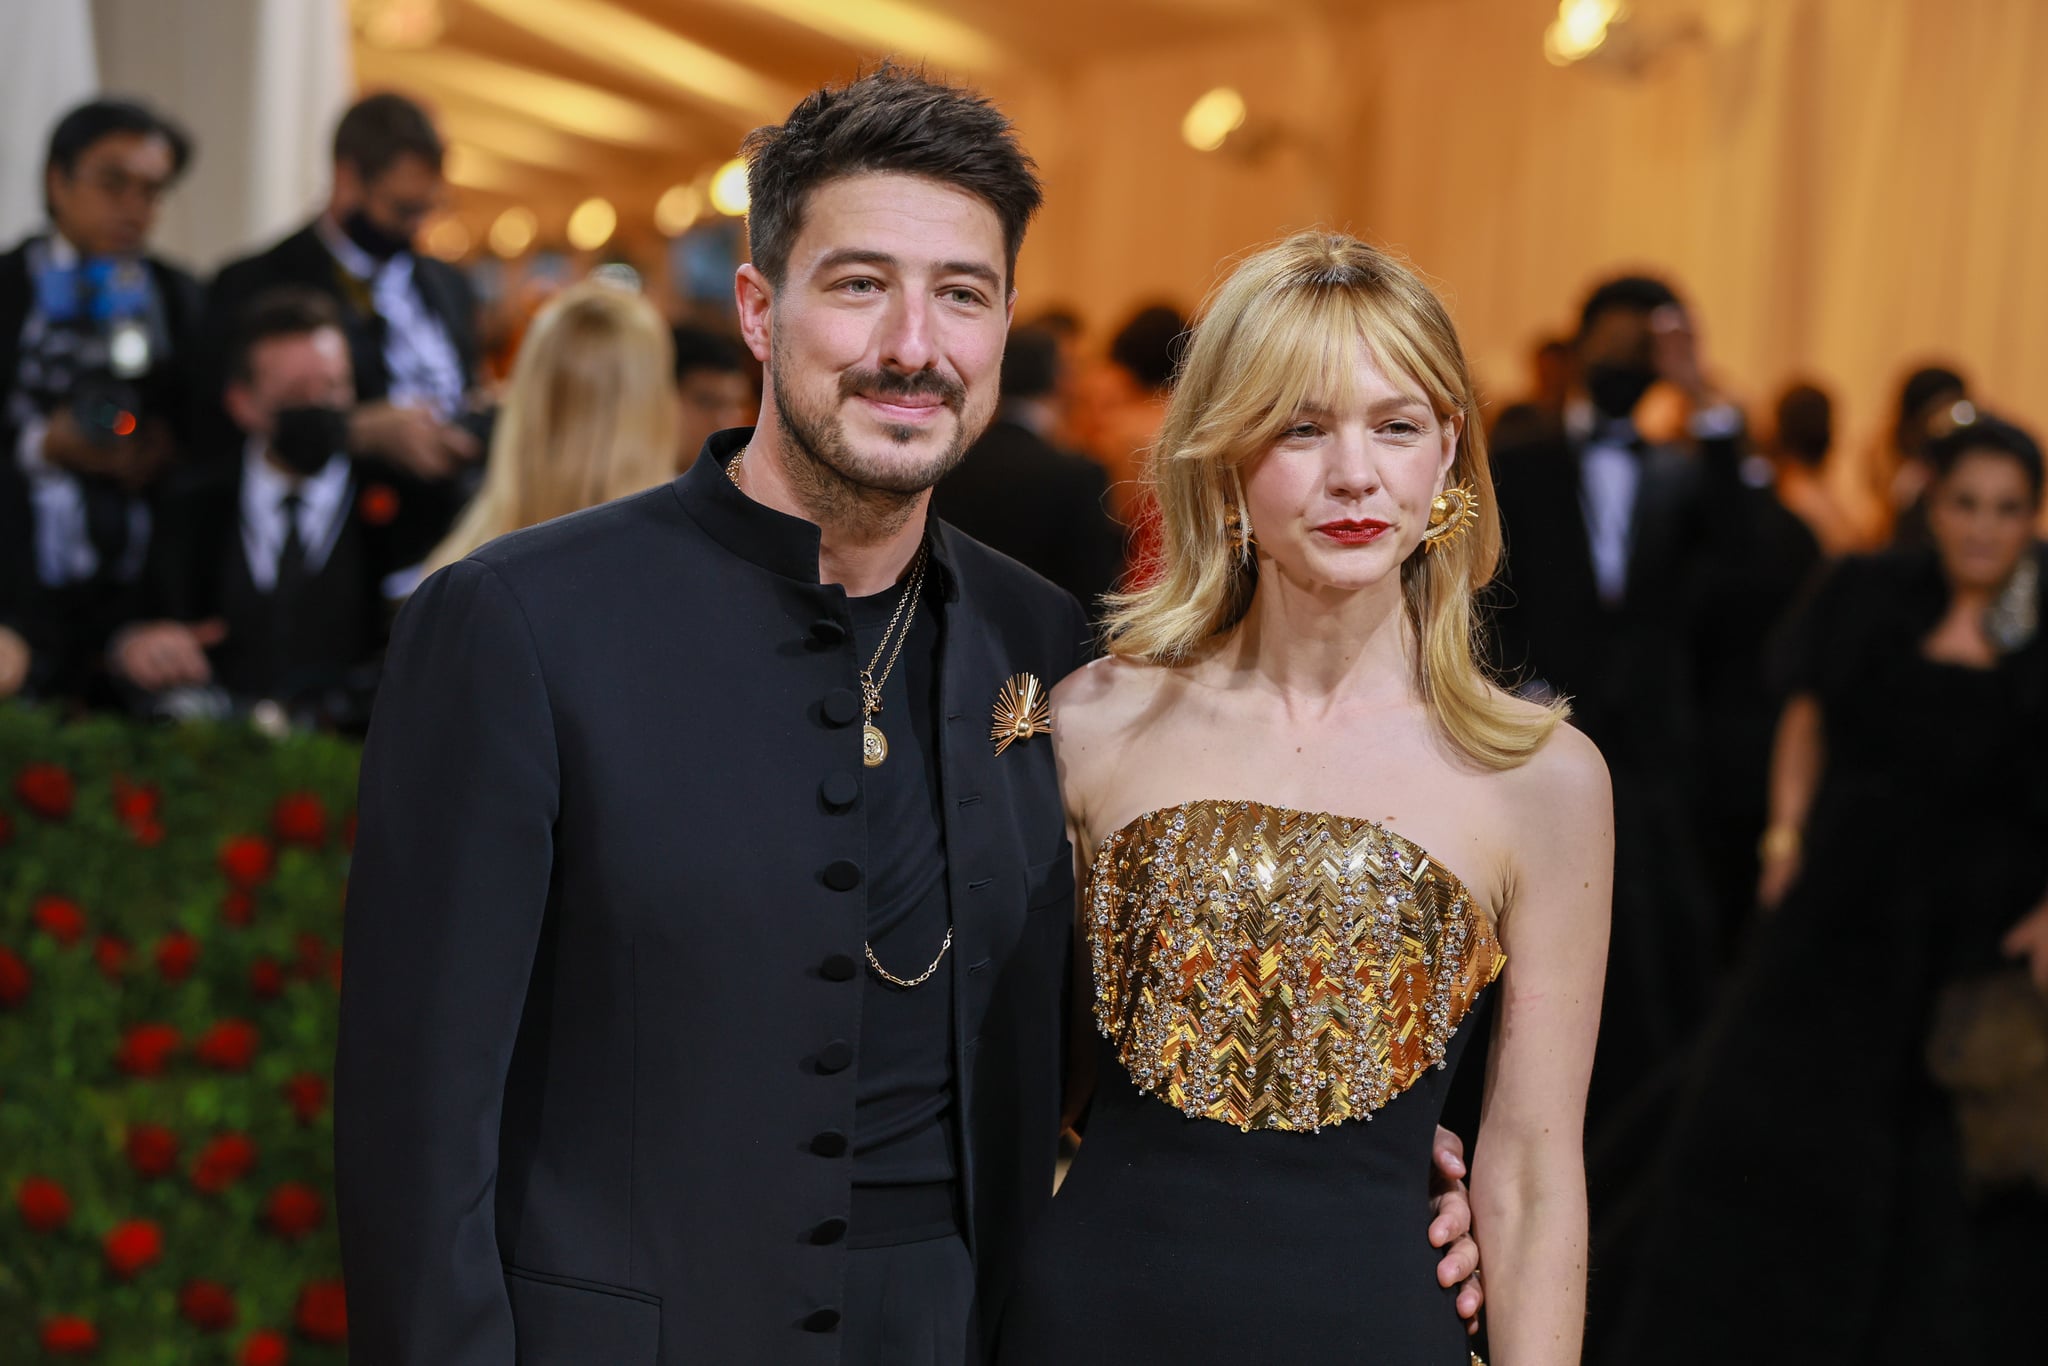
[336,428,1091,1366]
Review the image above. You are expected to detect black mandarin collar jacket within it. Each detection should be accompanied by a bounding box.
[337,428,1090,1365]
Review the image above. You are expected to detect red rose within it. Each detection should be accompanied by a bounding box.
[222,889,256,926]
[358,483,400,527]
[15,762,74,820]
[192,1132,257,1194]
[293,1280,348,1344]
[33,895,86,946]
[195,1019,258,1071]
[250,957,285,999]
[39,1315,99,1355]
[103,1218,163,1278]
[126,1124,180,1179]
[272,792,327,847]
[263,1182,325,1240]
[179,1280,239,1331]
[93,936,129,980]
[112,776,163,844]
[155,930,200,983]
[240,1330,290,1366]
[115,1023,182,1077]
[0,945,29,1008]
[292,933,328,981]
[219,835,275,888]
[134,816,167,847]
[16,1175,71,1232]
[283,1073,328,1126]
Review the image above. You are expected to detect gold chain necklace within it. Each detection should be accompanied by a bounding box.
[725,448,927,767]
[725,446,953,988]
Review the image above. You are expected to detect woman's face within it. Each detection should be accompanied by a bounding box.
[1927,450,2038,592]
[1239,348,1460,597]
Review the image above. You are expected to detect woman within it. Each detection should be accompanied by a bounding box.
[425,279,679,572]
[1604,415,2048,1363]
[997,232,1612,1364]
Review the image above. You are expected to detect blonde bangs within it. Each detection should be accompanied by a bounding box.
[1103,230,1563,770]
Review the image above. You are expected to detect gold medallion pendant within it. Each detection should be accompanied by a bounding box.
[862,723,889,767]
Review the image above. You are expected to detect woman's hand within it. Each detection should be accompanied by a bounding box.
[2000,901,2048,991]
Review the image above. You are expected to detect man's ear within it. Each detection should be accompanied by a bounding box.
[224,381,266,439]
[735,264,774,365]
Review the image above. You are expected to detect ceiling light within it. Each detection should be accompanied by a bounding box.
[656,184,704,236]
[709,158,750,217]
[490,207,538,258]
[567,197,618,251]
[1182,88,1247,153]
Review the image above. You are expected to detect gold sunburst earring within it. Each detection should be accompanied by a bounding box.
[1421,481,1480,553]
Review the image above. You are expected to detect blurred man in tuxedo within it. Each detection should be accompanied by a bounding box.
[200,93,481,497]
[1486,275,1747,1138]
[671,322,754,467]
[0,98,201,703]
[933,322,1125,616]
[113,288,451,730]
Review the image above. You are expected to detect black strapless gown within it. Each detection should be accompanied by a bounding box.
[996,800,1498,1364]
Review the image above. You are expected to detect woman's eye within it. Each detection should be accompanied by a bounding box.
[1382,420,1423,438]
[1285,422,1320,440]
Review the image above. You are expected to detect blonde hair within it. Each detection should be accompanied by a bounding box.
[1103,230,1564,770]
[427,280,680,571]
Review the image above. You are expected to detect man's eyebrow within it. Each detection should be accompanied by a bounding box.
[810,247,1001,290]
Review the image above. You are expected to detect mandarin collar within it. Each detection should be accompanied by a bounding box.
[672,426,959,601]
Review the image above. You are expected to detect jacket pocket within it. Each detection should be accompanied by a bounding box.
[504,1264,660,1364]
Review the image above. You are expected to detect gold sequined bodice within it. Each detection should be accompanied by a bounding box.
[1087,799,1506,1133]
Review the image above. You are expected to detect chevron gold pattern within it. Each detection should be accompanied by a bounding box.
[1087,799,1505,1133]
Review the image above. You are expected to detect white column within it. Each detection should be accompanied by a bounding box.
[90,0,354,270]
[0,0,101,246]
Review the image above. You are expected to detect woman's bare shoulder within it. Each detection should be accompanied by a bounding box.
[1498,719,1613,849]
[1051,654,1177,743]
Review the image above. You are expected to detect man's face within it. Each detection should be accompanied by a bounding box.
[226,328,356,441]
[746,172,1013,495]
[46,131,176,257]
[676,366,756,468]
[345,153,444,248]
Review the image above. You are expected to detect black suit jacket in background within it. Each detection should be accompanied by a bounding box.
[336,429,1092,1366]
[195,221,479,460]
[932,418,1127,619]
[0,236,204,697]
[131,452,455,706]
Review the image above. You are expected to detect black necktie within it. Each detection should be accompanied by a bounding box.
[276,492,306,596]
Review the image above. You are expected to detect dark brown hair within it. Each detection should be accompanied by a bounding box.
[740,63,1042,289]
[229,287,344,384]
[333,92,444,180]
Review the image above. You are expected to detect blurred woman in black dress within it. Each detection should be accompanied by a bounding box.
[1602,414,2048,1364]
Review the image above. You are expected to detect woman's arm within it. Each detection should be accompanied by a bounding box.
[1758,692,1825,909]
[1471,726,1613,1366]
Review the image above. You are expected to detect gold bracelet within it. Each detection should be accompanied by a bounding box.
[1758,825,1802,861]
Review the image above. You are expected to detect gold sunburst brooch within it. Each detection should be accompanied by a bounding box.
[991,673,1053,755]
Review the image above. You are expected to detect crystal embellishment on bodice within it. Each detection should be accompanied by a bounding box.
[1087,800,1506,1133]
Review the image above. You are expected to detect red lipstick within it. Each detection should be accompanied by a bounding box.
[1314,519,1391,545]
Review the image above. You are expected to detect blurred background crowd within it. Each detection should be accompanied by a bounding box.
[2,0,2046,1361]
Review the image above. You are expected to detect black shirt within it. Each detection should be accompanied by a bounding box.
[847,561,958,1197]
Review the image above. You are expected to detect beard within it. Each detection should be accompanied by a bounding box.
[769,347,982,521]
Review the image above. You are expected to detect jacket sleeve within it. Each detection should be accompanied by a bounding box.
[335,557,559,1365]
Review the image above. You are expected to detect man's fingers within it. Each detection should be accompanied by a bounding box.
[1435,1234,1478,1288]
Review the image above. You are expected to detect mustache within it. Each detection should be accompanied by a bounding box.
[839,367,965,410]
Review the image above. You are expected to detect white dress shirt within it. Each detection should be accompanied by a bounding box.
[240,442,353,591]
[1570,397,1745,607]
[315,218,464,421]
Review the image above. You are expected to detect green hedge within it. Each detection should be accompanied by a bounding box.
[0,706,359,1364]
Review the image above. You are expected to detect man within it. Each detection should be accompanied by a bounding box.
[200,92,481,492]
[671,321,755,467]
[337,66,1480,1366]
[0,98,201,702]
[933,322,1125,615]
[112,288,451,730]
[1486,274,1747,1152]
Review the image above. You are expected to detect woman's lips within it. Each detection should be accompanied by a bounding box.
[1314,519,1392,545]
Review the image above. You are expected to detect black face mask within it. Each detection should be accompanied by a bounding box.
[1584,360,1659,419]
[270,405,349,477]
[341,208,412,262]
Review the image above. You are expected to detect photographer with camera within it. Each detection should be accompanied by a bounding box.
[0,98,201,703]
[199,93,484,520]
[113,288,456,733]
